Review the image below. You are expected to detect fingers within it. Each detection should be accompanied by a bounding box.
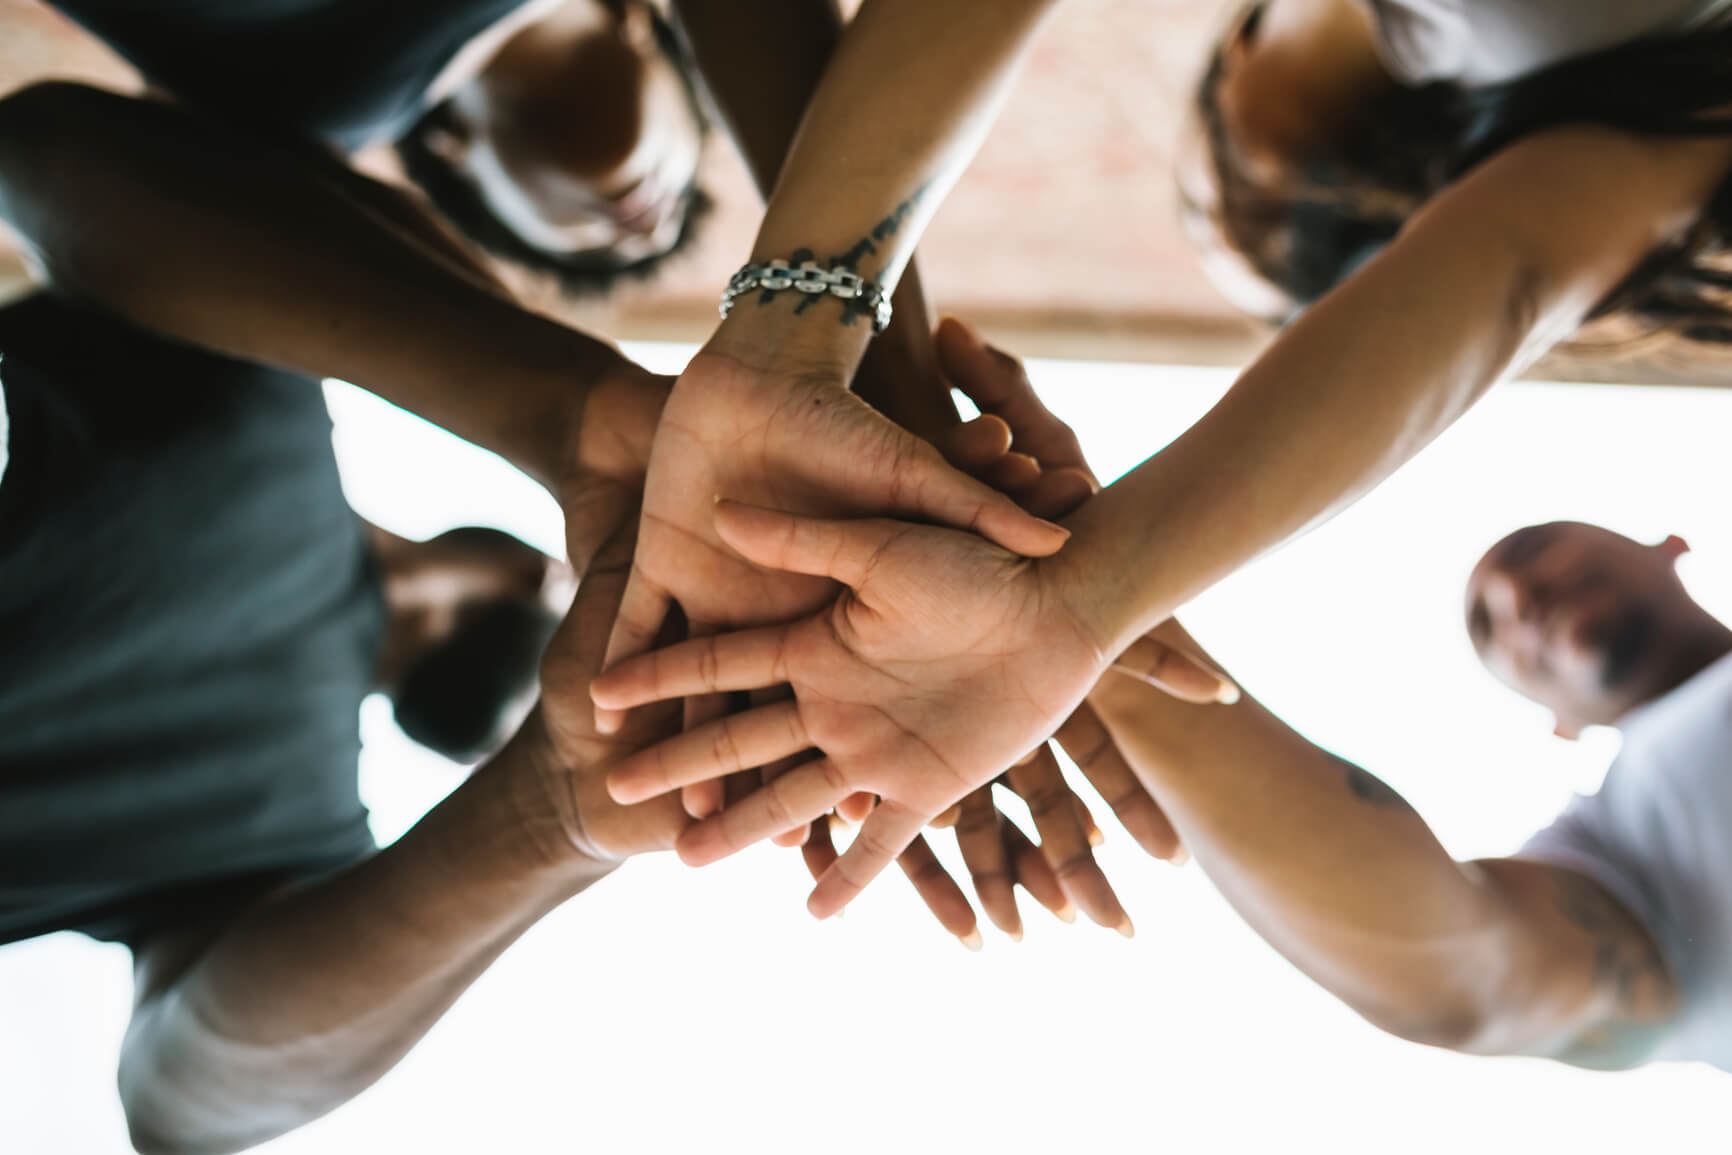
[679,631,732,819]
[953,787,1022,940]
[935,318,1093,481]
[939,413,1014,474]
[1001,818,1072,922]
[1055,703,1183,861]
[1110,630,1240,705]
[836,791,876,823]
[605,700,810,805]
[1008,745,1133,938]
[896,834,982,949]
[712,501,914,588]
[895,451,1071,559]
[676,758,851,867]
[594,566,673,733]
[1017,467,1097,522]
[807,800,928,919]
[590,624,793,711]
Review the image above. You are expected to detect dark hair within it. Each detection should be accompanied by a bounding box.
[393,3,711,297]
[1193,6,1732,344]
[391,597,560,763]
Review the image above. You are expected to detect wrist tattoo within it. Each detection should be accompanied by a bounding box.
[761,183,930,326]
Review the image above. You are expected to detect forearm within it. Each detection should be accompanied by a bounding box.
[119,717,608,1154]
[707,0,1057,374]
[674,0,954,435]
[1059,224,1546,653]
[0,83,633,489]
[1058,128,1732,654]
[1088,668,1513,1044]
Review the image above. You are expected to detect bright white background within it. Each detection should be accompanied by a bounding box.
[3,346,1729,1153]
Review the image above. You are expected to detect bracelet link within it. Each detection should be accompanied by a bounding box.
[718,259,893,334]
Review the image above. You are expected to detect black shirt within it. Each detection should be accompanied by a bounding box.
[50,0,529,148]
[0,296,382,948]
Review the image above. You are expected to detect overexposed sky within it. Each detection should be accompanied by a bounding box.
[3,348,1729,1153]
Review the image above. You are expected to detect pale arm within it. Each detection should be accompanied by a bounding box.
[1085,628,1677,1067]
[1057,127,1732,654]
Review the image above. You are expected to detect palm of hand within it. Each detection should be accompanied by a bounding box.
[593,508,1106,916]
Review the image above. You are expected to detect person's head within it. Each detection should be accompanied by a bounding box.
[372,526,562,762]
[395,0,708,295]
[1464,521,1732,738]
[1182,2,1732,334]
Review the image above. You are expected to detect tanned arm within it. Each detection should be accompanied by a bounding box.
[1082,626,1677,1068]
[670,0,954,438]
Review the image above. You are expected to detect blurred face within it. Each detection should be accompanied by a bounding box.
[1177,0,1391,318]
[1464,523,1697,736]
[444,0,703,268]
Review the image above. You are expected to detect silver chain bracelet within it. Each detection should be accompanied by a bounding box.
[719,259,893,333]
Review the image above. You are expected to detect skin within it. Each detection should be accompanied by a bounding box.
[594,0,1732,913]
[430,0,707,266]
[1073,525,1732,1069]
[1464,522,1732,738]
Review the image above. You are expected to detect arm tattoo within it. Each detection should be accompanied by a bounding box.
[761,183,930,325]
[1328,753,1413,810]
[1549,869,1672,1068]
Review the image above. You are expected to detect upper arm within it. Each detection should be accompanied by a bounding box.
[1468,857,1678,1069]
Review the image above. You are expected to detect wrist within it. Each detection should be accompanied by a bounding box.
[703,282,875,385]
[480,711,620,893]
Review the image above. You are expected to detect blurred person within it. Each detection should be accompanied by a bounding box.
[1076,520,1732,1071]
[42,0,710,290]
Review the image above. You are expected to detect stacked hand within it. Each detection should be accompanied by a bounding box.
[589,325,1229,920]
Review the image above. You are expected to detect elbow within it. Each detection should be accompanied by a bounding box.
[1355,998,1498,1054]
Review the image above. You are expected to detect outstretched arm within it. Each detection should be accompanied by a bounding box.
[1056,127,1732,655]
[1085,626,1677,1067]
[0,82,663,497]
[119,534,688,1155]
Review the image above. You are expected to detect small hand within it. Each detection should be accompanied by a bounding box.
[594,348,1073,734]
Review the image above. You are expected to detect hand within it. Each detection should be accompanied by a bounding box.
[935,317,1097,517]
[552,364,671,577]
[530,524,690,865]
[591,499,1108,917]
[594,346,1073,736]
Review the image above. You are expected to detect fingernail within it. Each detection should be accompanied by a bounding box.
[1037,518,1071,538]
[1169,847,1191,868]
[1215,683,1242,705]
[1056,904,1077,924]
[1087,827,1105,848]
[959,929,983,952]
[1008,927,1024,943]
[1115,917,1136,940]
[949,316,983,347]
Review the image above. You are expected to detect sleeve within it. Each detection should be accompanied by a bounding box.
[1516,784,1694,1000]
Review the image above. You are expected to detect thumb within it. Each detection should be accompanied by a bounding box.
[713,501,912,590]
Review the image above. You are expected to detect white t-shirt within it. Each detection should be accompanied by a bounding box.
[1519,651,1732,1070]
[1367,0,1732,87]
